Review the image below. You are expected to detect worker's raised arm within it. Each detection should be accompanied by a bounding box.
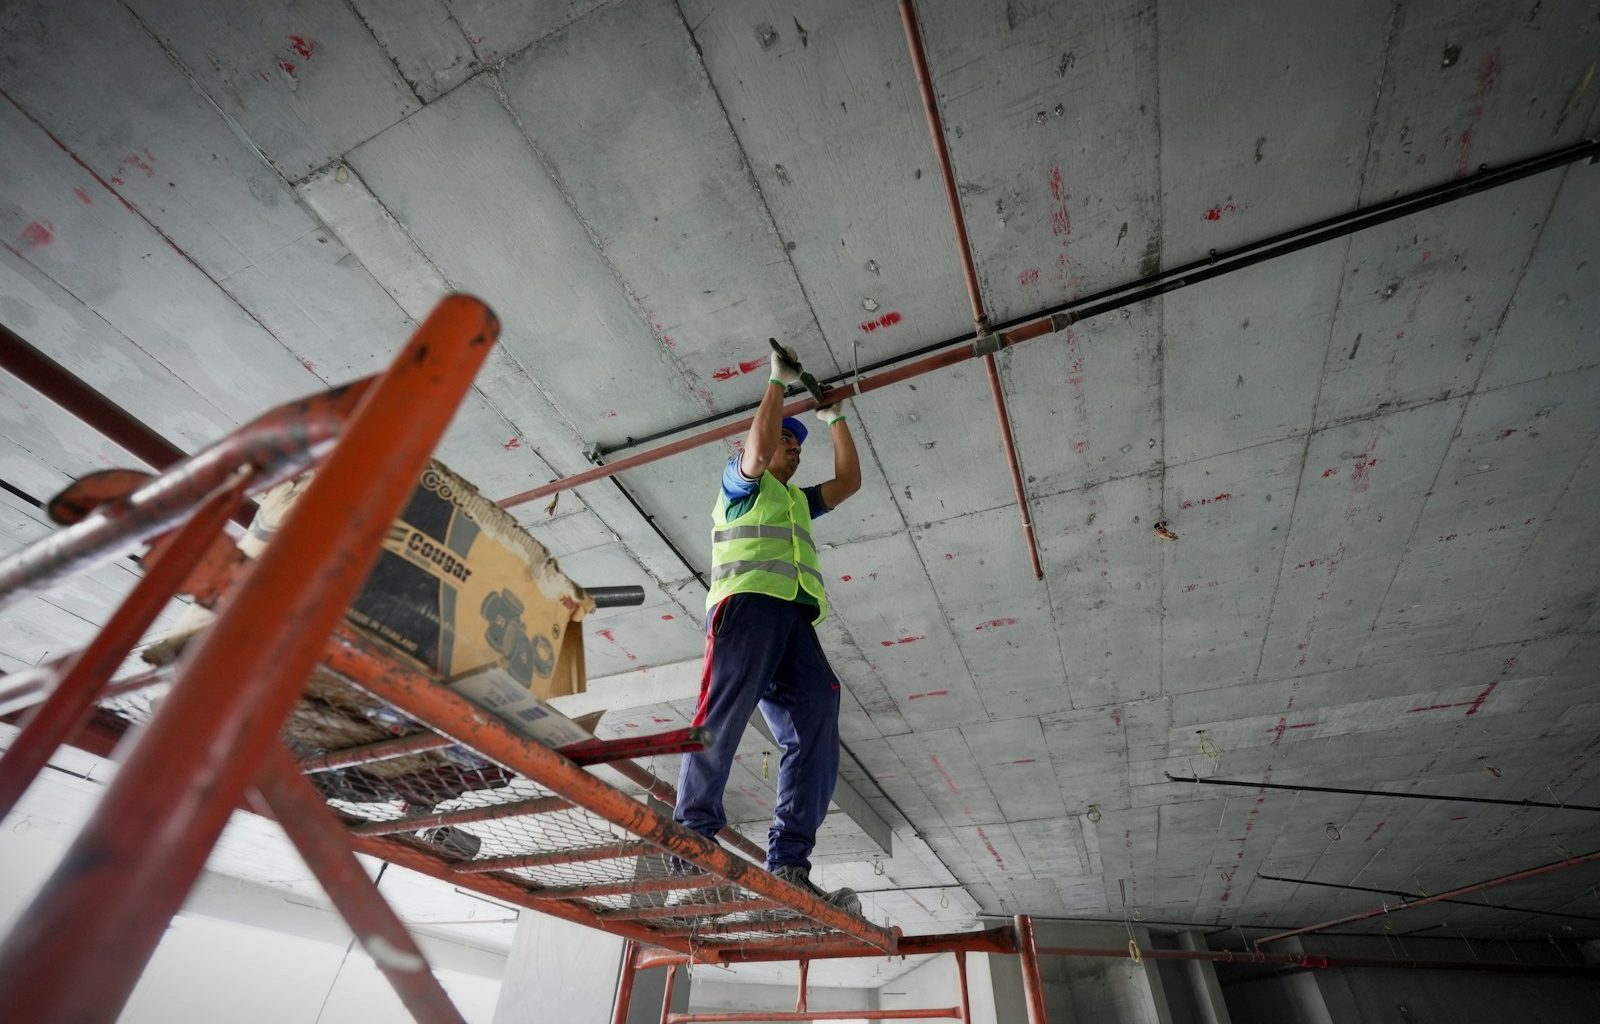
[816,405,861,510]
[740,344,802,479]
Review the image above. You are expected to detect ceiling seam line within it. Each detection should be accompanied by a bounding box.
[337,0,427,107]
[665,0,848,380]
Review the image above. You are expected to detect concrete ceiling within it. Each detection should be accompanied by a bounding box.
[3,0,1600,990]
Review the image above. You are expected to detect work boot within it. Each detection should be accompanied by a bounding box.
[771,864,863,917]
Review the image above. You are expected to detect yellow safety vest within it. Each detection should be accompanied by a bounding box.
[707,471,828,624]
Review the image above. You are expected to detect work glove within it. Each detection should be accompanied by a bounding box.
[816,402,847,426]
[769,343,803,387]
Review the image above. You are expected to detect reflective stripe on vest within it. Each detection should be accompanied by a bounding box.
[707,471,827,624]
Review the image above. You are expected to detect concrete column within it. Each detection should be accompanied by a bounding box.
[490,909,692,1023]
[1176,931,1233,1024]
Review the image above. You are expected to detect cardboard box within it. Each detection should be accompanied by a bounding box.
[241,460,594,705]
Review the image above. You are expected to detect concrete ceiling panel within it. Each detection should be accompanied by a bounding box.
[497,0,827,399]
[1162,248,1340,465]
[346,0,478,102]
[960,716,1068,823]
[1160,438,1302,692]
[915,505,1070,719]
[0,117,319,422]
[917,0,1161,321]
[0,2,313,279]
[681,0,973,352]
[1257,398,1462,678]
[1036,471,1164,708]
[1003,307,1164,497]
[886,727,1002,829]
[1478,161,1600,389]
[1313,181,1558,427]
[122,0,421,180]
[817,616,913,739]
[443,0,612,65]
[1041,704,1131,783]
[1156,0,1387,266]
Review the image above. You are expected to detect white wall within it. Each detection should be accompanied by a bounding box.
[877,951,1000,1024]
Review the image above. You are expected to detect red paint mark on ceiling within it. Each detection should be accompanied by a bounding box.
[975,826,1008,871]
[1363,820,1386,843]
[929,755,960,794]
[709,356,768,382]
[975,617,1018,631]
[297,356,317,374]
[880,635,925,647]
[1269,716,1288,747]
[1321,467,1338,478]
[278,60,297,75]
[1018,268,1040,287]
[1450,815,1469,821]
[1110,707,1122,727]
[944,552,955,560]
[1072,440,1089,454]
[595,627,639,663]
[1048,166,1072,236]
[660,613,674,621]
[907,689,949,701]
[1455,48,1503,177]
[19,221,54,248]
[502,437,520,449]
[1011,758,1036,765]
[1183,580,1220,593]
[839,574,852,582]
[289,34,318,59]
[859,311,903,333]
[1422,250,1432,262]
[1179,493,1233,510]
[1287,722,1316,730]
[118,150,155,179]
[651,716,672,724]
[1464,680,1498,716]
[1350,436,1381,493]
[1499,428,1517,439]
[72,187,93,205]
[1203,203,1238,221]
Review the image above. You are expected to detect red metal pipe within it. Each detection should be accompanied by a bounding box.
[613,940,640,1024]
[348,793,572,837]
[562,726,710,767]
[0,374,374,611]
[659,963,679,1024]
[796,958,809,1012]
[1015,916,1049,1024]
[299,732,454,773]
[899,0,1044,581]
[0,471,246,822]
[1,323,188,478]
[634,926,1017,968]
[668,1011,959,1022]
[251,747,468,1024]
[1257,848,1600,946]
[602,899,782,924]
[606,758,768,864]
[323,627,897,953]
[955,951,971,1024]
[0,294,498,1024]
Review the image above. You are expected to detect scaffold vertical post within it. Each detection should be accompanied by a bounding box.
[0,294,499,1024]
[955,951,972,1023]
[659,962,680,1024]
[250,746,469,1024]
[797,958,810,1011]
[1016,915,1049,1024]
[614,941,640,1024]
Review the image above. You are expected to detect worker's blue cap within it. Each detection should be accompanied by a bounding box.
[780,416,808,445]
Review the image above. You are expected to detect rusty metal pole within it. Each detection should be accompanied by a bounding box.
[797,958,810,1012]
[614,941,641,1024]
[0,294,498,1024]
[659,963,680,1024]
[250,746,468,1024]
[0,471,247,822]
[1015,915,1049,1024]
[898,0,1044,580]
[954,951,972,1024]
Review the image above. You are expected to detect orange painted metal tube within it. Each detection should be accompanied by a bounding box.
[955,951,971,1024]
[613,941,641,1024]
[659,963,679,1024]
[324,627,897,952]
[0,375,373,611]
[0,470,247,823]
[669,1011,959,1022]
[251,747,468,1024]
[607,758,768,864]
[899,0,1043,581]
[1257,848,1600,946]
[348,793,572,836]
[796,959,809,1012]
[1015,916,1049,1024]
[348,832,692,954]
[635,925,1016,968]
[0,294,498,1024]
[299,731,454,773]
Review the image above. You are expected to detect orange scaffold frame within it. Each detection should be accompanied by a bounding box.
[0,297,1066,1024]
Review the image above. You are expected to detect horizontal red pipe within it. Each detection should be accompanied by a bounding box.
[299,732,453,773]
[634,926,1017,969]
[563,727,709,767]
[453,840,653,875]
[1257,848,1600,946]
[348,794,572,837]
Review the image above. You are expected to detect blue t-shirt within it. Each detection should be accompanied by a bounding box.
[720,457,831,520]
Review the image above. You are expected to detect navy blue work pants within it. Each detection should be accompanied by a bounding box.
[674,592,841,871]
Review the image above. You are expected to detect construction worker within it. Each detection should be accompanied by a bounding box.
[673,342,863,913]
